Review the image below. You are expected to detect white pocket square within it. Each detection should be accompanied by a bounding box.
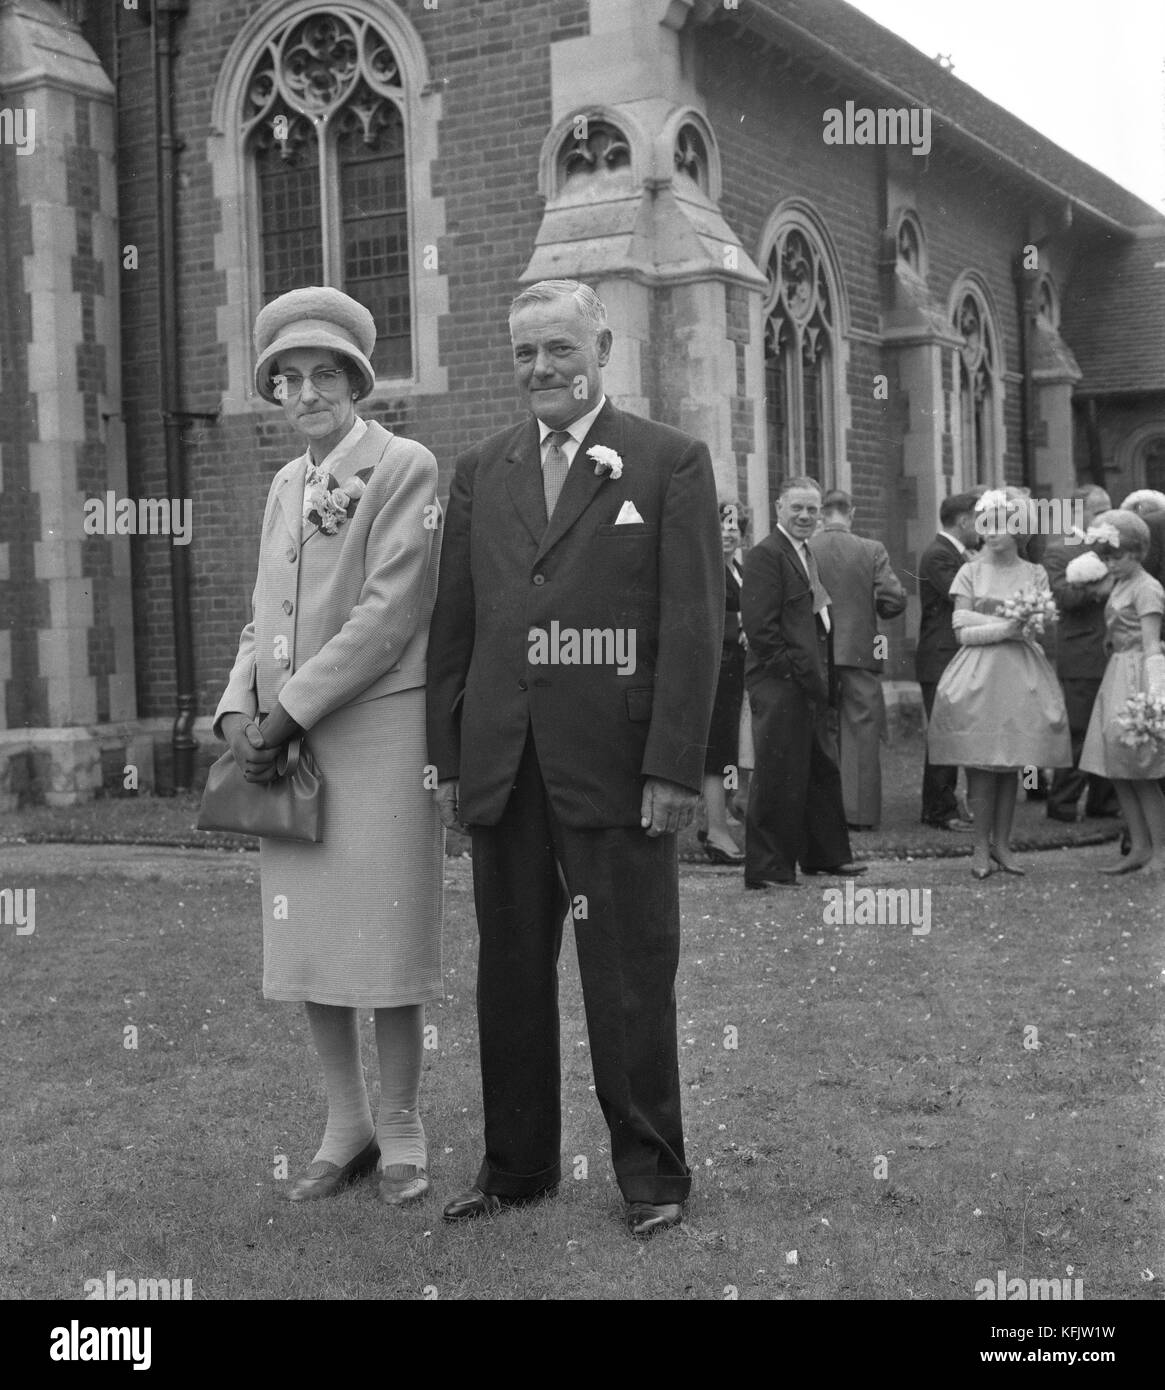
[614,500,645,525]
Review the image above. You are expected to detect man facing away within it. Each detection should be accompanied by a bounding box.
[425,279,723,1239]
[809,489,907,830]
[741,476,867,888]
[915,491,980,831]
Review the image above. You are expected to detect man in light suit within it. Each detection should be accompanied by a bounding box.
[425,280,723,1239]
[741,476,867,888]
[809,490,907,830]
[915,491,980,830]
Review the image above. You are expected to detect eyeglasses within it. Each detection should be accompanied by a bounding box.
[272,368,349,400]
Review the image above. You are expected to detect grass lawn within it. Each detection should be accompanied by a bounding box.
[1,838,1161,1301]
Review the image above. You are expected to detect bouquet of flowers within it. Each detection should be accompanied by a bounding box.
[998,586,1059,638]
[1115,692,1165,750]
[1064,551,1109,586]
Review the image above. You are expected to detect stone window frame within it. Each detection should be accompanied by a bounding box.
[658,106,722,203]
[207,0,447,416]
[947,272,1005,489]
[536,104,650,201]
[892,206,928,282]
[756,198,853,494]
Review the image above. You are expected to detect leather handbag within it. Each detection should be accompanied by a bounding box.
[197,737,323,842]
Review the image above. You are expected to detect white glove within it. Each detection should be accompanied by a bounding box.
[1146,652,1165,699]
[957,618,1017,645]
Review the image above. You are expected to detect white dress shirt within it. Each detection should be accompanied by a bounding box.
[538,395,607,467]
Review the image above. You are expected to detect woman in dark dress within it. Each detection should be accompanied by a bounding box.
[700,501,748,864]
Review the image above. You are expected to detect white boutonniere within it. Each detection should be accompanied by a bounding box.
[587,445,623,480]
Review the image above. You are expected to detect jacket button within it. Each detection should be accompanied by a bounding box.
[286,547,297,562]
[282,600,294,615]
[532,573,545,586]
[518,678,528,691]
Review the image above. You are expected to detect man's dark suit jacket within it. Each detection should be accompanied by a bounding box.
[741,526,831,704]
[425,399,723,828]
[1041,535,1108,680]
[915,533,967,685]
[1145,511,1165,588]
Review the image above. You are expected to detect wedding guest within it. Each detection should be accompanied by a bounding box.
[700,500,748,864]
[1078,510,1165,872]
[809,489,907,830]
[915,491,980,831]
[741,476,866,888]
[927,488,1071,878]
[1042,485,1119,822]
[214,287,443,1207]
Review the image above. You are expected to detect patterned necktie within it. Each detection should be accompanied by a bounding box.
[801,541,832,633]
[542,430,571,522]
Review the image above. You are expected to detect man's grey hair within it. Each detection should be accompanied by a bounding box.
[1121,488,1165,516]
[509,279,608,335]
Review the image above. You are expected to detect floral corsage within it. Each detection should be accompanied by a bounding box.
[304,464,373,536]
[998,586,1058,638]
[1116,692,1165,750]
[587,445,623,480]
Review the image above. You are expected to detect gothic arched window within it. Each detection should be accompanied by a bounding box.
[763,226,837,489]
[952,284,1000,487]
[244,9,412,377]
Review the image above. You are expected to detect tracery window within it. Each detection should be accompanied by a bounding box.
[953,286,999,487]
[244,10,411,377]
[763,227,836,488]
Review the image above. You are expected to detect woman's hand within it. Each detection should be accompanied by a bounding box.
[221,713,281,784]
[257,702,303,750]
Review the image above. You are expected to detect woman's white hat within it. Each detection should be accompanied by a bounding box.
[253,286,376,403]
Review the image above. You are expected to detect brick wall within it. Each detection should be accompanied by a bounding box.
[115,0,588,721]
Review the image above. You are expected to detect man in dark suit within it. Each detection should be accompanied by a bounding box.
[1043,485,1118,821]
[915,491,980,829]
[425,279,722,1239]
[741,476,867,888]
[809,490,907,830]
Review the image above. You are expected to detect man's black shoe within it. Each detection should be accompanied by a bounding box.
[802,863,868,877]
[625,1201,683,1239]
[442,1184,558,1222]
[744,877,800,889]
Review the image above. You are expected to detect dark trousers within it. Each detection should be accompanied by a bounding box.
[469,730,689,1205]
[919,679,958,824]
[1049,676,1118,817]
[745,676,852,881]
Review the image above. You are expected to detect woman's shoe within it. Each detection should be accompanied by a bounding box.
[704,840,745,866]
[989,848,1025,876]
[287,1137,379,1202]
[970,854,994,880]
[378,1163,429,1207]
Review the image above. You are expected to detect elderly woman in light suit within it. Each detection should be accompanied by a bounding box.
[214,287,443,1207]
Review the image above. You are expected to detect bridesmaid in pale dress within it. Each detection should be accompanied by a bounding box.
[1078,509,1165,872]
[927,488,1071,879]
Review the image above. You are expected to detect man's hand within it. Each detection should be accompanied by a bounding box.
[435,778,465,831]
[640,776,699,837]
[221,712,281,784]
